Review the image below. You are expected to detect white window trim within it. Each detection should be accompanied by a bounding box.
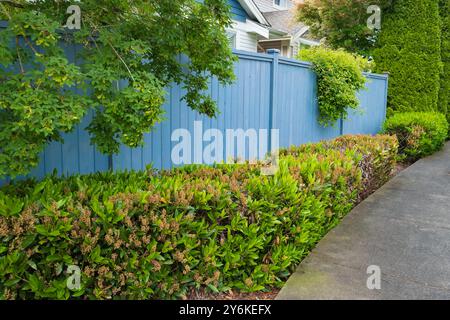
[227,30,237,49]
[298,38,321,46]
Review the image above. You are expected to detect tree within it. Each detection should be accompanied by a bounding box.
[372,0,442,114]
[296,0,392,55]
[0,0,236,177]
[439,0,449,122]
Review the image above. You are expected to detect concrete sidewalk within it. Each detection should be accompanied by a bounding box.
[277,142,450,300]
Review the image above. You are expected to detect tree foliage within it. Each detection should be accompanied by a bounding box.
[372,0,442,114]
[296,0,392,55]
[0,0,236,178]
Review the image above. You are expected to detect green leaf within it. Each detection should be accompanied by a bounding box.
[28,260,38,270]
[46,255,61,262]
[4,278,21,287]
[207,284,219,293]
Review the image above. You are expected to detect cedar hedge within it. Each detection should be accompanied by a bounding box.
[439,0,450,124]
[373,0,442,114]
[383,112,449,162]
[0,135,398,300]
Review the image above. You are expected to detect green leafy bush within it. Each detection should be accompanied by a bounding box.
[282,135,398,201]
[383,112,449,161]
[298,47,371,126]
[0,135,397,300]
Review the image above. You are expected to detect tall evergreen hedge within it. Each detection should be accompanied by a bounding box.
[373,0,442,113]
[439,0,450,121]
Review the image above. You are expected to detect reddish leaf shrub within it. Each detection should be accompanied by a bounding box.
[0,135,397,299]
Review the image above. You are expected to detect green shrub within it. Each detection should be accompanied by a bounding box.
[281,135,398,201]
[439,0,450,125]
[0,135,398,300]
[383,112,449,161]
[373,0,442,113]
[298,47,371,126]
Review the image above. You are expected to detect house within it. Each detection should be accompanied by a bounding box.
[226,0,319,56]
[226,0,270,52]
[253,0,320,57]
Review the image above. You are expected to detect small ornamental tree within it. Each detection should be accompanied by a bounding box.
[296,0,392,55]
[0,0,236,178]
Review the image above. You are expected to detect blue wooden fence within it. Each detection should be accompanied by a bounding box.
[0,48,388,185]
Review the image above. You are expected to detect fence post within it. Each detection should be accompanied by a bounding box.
[267,49,280,152]
[383,72,390,123]
[108,155,113,171]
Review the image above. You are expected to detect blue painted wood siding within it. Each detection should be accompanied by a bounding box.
[228,0,249,22]
[0,49,388,184]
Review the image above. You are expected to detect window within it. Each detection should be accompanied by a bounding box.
[227,31,237,49]
[282,45,289,57]
[273,0,287,8]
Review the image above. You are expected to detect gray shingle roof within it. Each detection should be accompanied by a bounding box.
[263,9,306,36]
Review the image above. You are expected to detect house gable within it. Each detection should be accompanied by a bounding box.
[229,0,269,25]
[226,0,271,52]
[228,0,250,22]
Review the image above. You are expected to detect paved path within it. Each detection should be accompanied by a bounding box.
[277,142,450,300]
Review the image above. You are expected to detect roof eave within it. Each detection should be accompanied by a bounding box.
[237,0,270,26]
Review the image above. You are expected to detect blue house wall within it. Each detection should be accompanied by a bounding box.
[228,0,249,22]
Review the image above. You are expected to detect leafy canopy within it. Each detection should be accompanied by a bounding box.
[0,0,236,178]
[296,0,392,55]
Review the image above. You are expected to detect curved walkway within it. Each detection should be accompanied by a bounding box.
[277,142,450,300]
